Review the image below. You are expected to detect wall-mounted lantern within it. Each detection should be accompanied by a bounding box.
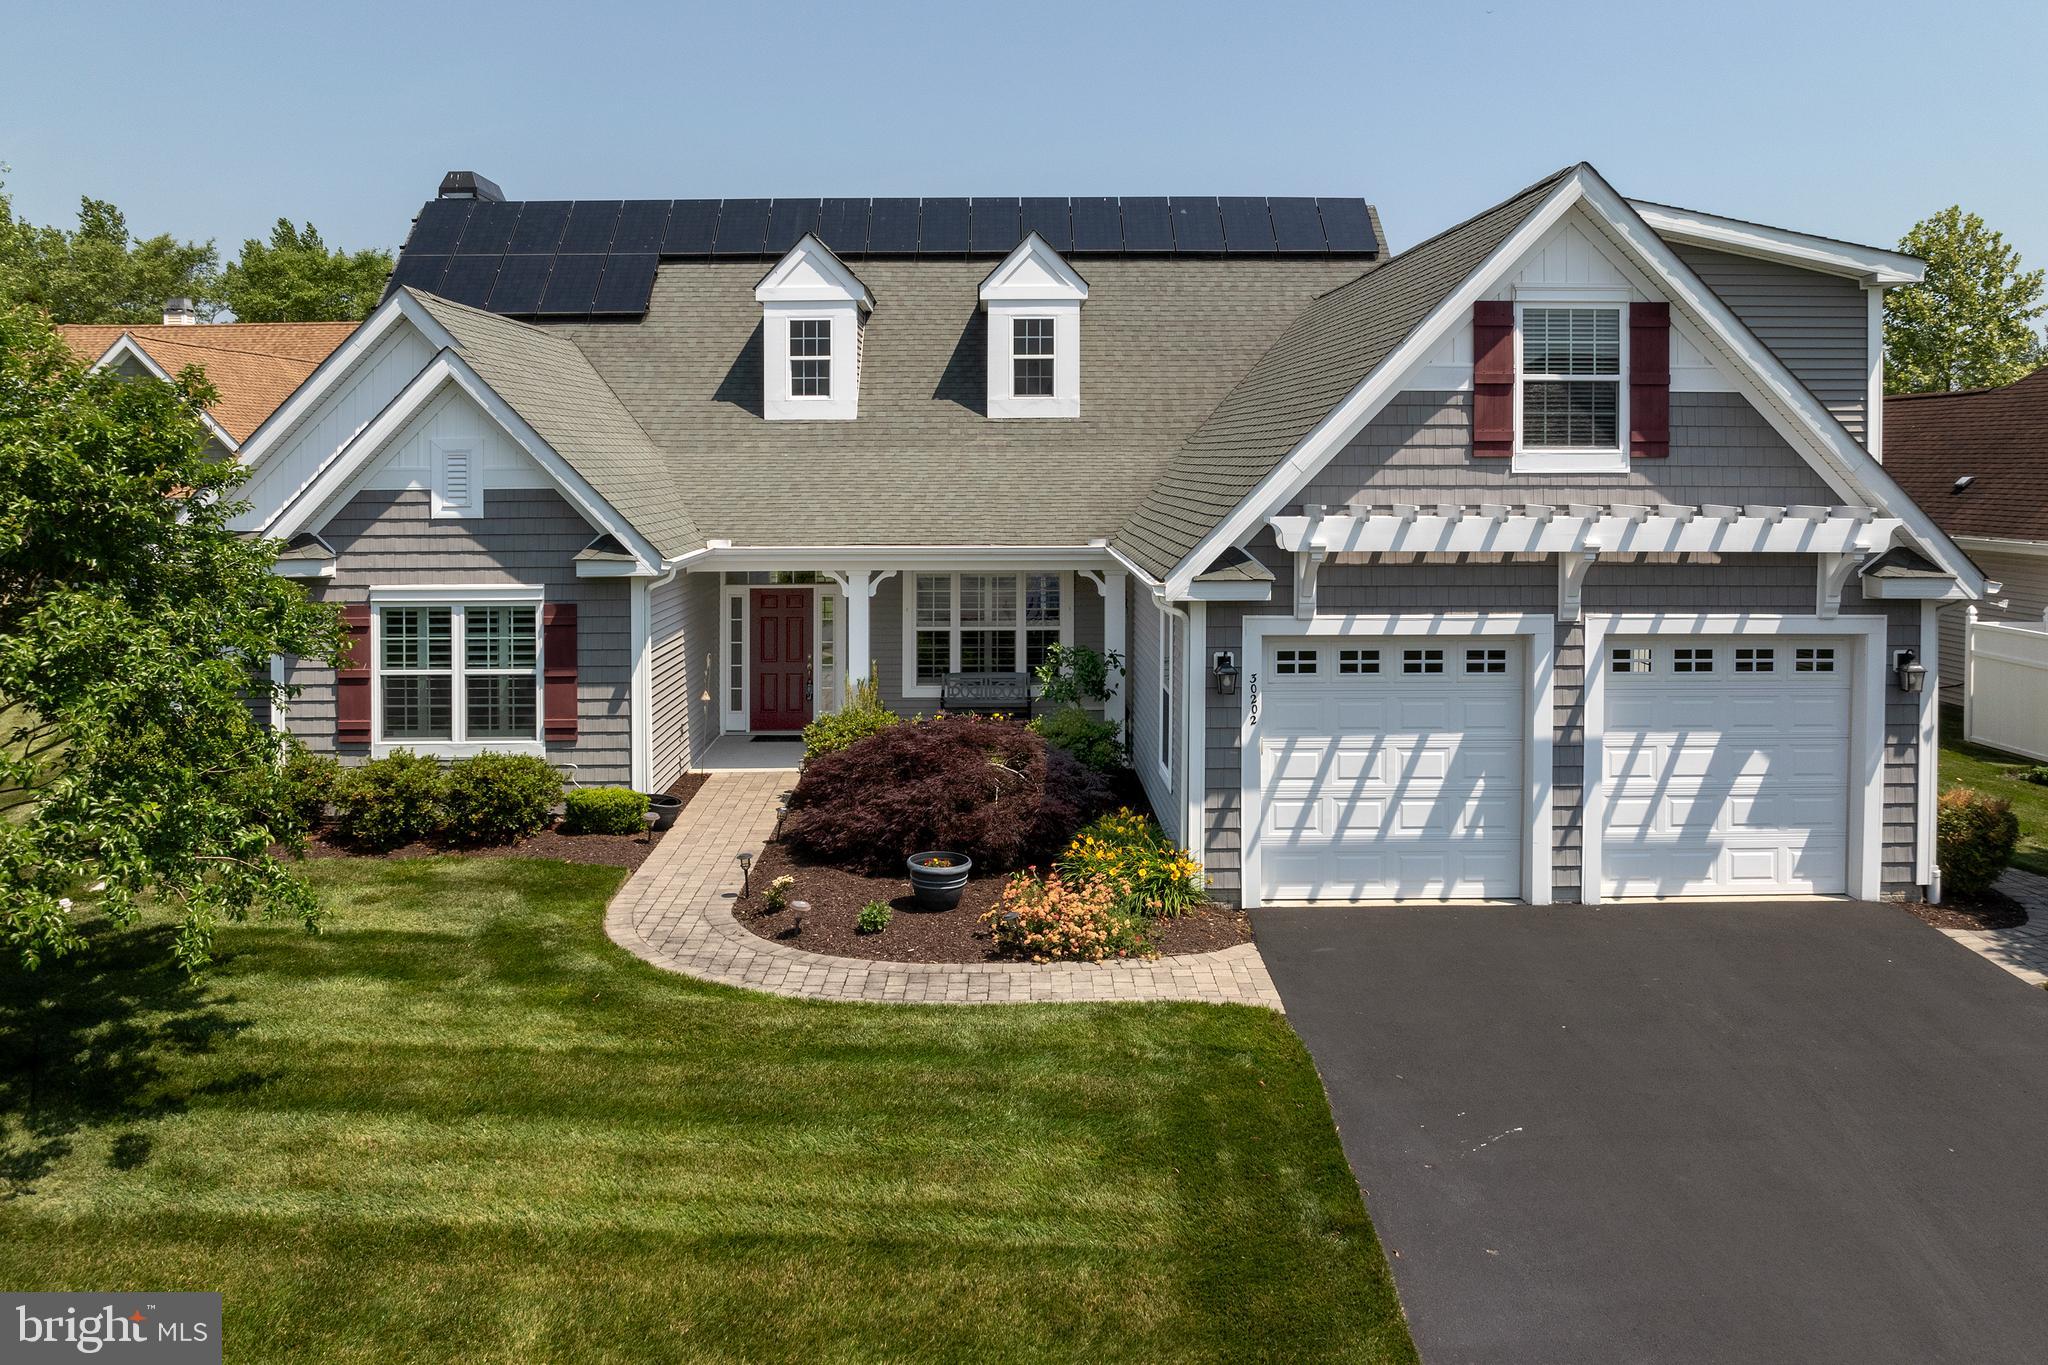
[1212,648,1240,695]
[1893,649,1927,695]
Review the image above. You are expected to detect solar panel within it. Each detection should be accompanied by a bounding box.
[1220,197,1275,253]
[1269,197,1326,253]
[1167,198,1223,253]
[455,199,521,255]
[1317,198,1377,255]
[662,200,720,255]
[559,201,621,254]
[1115,197,1172,253]
[406,199,472,254]
[538,253,605,314]
[866,198,919,254]
[487,254,553,313]
[436,254,503,307]
[817,198,869,254]
[714,199,770,256]
[612,200,671,253]
[1020,197,1071,252]
[508,200,570,254]
[592,253,659,314]
[387,253,448,294]
[1070,196,1121,252]
[765,199,821,253]
[971,198,1020,254]
[918,198,970,255]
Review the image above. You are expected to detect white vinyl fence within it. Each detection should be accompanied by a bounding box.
[1965,605,2048,761]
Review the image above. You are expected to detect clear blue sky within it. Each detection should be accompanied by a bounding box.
[7,0,2045,271]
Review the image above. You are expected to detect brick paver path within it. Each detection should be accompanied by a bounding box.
[605,771,1282,1009]
[1944,867,2048,988]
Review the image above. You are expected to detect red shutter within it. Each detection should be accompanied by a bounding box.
[1630,302,1670,459]
[336,603,372,745]
[543,602,578,742]
[1471,300,1515,458]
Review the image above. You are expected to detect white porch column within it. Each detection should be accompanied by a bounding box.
[1102,569,1128,727]
[845,572,873,689]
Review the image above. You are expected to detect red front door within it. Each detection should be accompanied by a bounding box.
[750,589,811,732]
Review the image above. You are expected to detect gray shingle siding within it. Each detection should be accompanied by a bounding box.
[276,487,632,787]
[650,570,721,790]
[865,569,1106,718]
[1667,244,1871,445]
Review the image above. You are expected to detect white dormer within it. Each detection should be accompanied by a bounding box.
[754,234,874,421]
[979,233,1088,419]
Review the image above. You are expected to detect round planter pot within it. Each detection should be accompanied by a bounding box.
[646,793,684,832]
[907,851,973,911]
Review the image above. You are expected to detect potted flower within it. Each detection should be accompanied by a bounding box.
[906,851,972,911]
[646,792,684,831]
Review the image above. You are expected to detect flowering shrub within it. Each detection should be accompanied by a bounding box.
[982,871,1150,963]
[1056,808,1206,918]
[763,873,796,911]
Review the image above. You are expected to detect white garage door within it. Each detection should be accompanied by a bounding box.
[1257,638,1524,902]
[1601,638,1850,897]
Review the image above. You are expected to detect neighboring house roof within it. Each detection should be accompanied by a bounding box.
[57,322,356,444]
[1115,168,1573,578]
[1885,367,2048,543]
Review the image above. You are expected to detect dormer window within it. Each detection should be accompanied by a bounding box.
[980,233,1088,419]
[754,234,872,421]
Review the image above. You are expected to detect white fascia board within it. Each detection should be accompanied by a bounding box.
[266,350,662,573]
[235,290,455,474]
[1184,579,1275,601]
[1101,542,1165,590]
[92,334,239,452]
[1956,534,2048,560]
[273,560,335,578]
[1162,171,1587,596]
[1628,200,1925,286]
[700,544,1115,571]
[979,233,1090,303]
[754,234,874,310]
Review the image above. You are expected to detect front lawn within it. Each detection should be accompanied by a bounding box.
[0,858,1414,1363]
[1942,737,2048,878]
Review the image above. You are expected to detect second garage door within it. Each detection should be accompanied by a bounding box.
[1601,637,1851,897]
[1257,638,1524,902]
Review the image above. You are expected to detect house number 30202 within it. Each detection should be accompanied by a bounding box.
[1247,673,1260,726]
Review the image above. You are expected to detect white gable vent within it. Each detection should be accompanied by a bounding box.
[431,439,480,518]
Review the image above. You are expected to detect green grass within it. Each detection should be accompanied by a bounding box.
[0,857,1414,1364]
[1942,735,2048,877]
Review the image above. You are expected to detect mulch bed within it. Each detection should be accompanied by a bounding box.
[1900,887,2029,932]
[298,770,712,872]
[734,839,1251,964]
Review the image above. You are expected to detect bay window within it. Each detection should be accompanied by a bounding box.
[375,596,542,750]
[906,571,1068,692]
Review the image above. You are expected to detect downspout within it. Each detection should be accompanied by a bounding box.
[1156,593,1206,863]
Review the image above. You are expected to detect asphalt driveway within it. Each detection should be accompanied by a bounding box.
[1254,902,2048,1364]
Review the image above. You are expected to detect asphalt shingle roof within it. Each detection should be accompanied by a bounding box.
[1886,367,2048,543]
[57,321,356,442]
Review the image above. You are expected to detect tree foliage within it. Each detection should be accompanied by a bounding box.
[1886,206,2048,393]
[217,219,392,323]
[0,178,217,324]
[0,305,345,970]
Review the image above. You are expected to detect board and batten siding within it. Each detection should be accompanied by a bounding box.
[649,570,721,791]
[1668,243,1871,446]
[277,487,632,786]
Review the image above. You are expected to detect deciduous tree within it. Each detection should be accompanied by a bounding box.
[0,177,217,324]
[1887,206,2048,393]
[217,219,392,323]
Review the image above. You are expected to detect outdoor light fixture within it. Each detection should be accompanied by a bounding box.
[1894,649,1927,694]
[1212,648,1240,695]
[736,850,754,896]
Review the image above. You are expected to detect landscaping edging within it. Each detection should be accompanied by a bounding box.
[604,770,1283,1009]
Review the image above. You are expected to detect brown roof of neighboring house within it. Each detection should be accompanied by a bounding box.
[1886,366,2048,543]
[56,322,357,444]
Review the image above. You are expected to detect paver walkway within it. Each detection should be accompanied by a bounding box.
[1944,866,2048,986]
[605,770,1282,1008]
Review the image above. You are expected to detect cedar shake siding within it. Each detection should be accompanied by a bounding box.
[276,487,632,786]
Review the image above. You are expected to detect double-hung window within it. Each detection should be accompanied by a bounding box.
[1520,306,1622,451]
[789,318,831,398]
[1013,317,1055,397]
[907,572,1067,691]
[377,599,541,748]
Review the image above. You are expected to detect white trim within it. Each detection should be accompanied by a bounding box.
[1580,611,1886,903]
[1156,604,1177,786]
[1627,201,1925,286]
[753,234,875,310]
[1956,534,2048,560]
[1183,600,1206,864]
[1185,578,1275,601]
[428,436,479,519]
[720,584,750,734]
[1916,599,1939,887]
[1512,297,1628,473]
[898,570,1074,700]
[89,334,240,453]
[368,583,544,604]
[274,559,336,579]
[1866,286,1886,459]
[629,575,655,792]
[366,592,548,760]
[1235,611,1556,909]
[703,544,1111,571]
[1271,505,1900,559]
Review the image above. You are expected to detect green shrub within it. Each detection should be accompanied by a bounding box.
[763,874,795,911]
[982,871,1150,962]
[1033,644,1125,708]
[2021,766,2048,787]
[803,676,900,761]
[1029,705,1125,773]
[442,753,563,844]
[856,900,892,935]
[1057,807,1206,918]
[561,786,649,835]
[1938,787,2020,896]
[277,738,344,830]
[331,749,448,850]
